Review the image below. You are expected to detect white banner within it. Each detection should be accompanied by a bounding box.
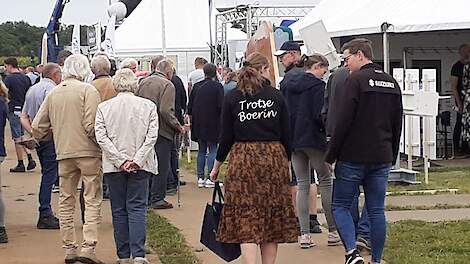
[71,24,81,54]
[103,15,116,58]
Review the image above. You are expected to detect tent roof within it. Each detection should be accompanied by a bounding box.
[215,0,320,8]
[115,0,247,53]
[291,0,470,38]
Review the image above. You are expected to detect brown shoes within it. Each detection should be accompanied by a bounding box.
[150,200,174,209]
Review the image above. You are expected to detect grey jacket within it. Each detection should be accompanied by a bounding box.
[136,72,181,140]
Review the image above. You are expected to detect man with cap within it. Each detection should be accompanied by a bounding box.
[274,41,302,75]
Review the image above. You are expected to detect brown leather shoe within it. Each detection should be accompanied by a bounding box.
[150,200,174,209]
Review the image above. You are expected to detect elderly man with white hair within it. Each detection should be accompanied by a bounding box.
[95,69,158,264]
[120,58,138,73]
[32,54,104,264]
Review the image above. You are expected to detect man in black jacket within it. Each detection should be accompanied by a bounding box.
[187,64,224,188]
[325,38,402,264]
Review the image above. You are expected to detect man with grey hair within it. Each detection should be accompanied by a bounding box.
[136,59,183,209]
[151,55,165,73]
[120,58,138,73]
[32,54,104,264]
[91,55,117,102]
[95,68,158,264]
[20,63,62,230]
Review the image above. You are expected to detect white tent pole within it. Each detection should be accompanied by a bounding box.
[161,0,167,56]
[381,22,391,74]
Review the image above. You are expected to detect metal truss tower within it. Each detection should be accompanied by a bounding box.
[214,5,314,66]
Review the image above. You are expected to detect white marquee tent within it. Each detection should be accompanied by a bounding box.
[291,0,470,38]
[215,0,320,8]
[115,0,246,81]
[291,0,470,160]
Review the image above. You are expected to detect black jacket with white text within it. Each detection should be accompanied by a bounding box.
[325,63,403,164]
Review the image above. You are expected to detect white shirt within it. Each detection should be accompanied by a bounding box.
[95,92,159,174]
[188,69,205,85]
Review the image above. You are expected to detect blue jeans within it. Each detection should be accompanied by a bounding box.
[332,161,392,263]
[37,140,58,217]
[106,170,150,259]
[351,194,370,242]
[197,140,217,180]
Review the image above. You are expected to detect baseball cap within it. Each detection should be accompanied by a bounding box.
[274,41,301,56]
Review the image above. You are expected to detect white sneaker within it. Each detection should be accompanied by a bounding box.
[204,179,215,188]
[133,257,149,264]
[197,178,205,188]
[328,231,342,246]
[299,234,315,249]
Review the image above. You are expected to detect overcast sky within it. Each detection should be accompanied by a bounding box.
[0,0,110,27]
[0,0,320,27]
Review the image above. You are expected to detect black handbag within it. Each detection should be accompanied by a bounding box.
[200,182,241,262]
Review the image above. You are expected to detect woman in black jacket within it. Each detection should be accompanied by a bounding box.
[210,52,298,264]
[285,54,340,248]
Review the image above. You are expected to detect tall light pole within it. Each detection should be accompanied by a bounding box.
[161,0,167,56]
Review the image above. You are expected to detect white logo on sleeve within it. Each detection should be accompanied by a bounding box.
[369,79,375,87]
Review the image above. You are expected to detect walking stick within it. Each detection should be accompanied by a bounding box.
[175,134,183,208]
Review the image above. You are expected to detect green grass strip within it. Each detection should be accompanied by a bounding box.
[147,212,201,264]
[385,220,470,263]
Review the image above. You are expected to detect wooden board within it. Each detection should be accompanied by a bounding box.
[245,21,280,86]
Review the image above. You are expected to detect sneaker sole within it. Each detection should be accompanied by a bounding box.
[327,240,342,246]
[348,258,364,264]
[300,243,315,249]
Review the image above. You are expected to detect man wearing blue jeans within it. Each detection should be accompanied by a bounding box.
[20,63,62,229]
[325,38,402,264]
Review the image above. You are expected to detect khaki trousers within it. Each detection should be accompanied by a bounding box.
[58,157,102,254]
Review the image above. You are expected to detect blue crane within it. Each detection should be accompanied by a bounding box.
[42,0,142,63]
[44,0,69,63]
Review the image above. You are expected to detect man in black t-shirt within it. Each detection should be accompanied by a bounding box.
[451,44,470,154]
[3,57,36,172]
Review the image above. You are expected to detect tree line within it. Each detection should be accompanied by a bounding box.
[0,21,88,59]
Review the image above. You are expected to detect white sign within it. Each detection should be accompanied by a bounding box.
[299,20,341,70]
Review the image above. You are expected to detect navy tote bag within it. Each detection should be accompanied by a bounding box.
[200,182,241,262]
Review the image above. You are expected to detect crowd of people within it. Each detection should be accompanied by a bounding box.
[0,36,404,264]
[209,38,402,264]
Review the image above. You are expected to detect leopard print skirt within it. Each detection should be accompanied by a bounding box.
[217,142,299,244]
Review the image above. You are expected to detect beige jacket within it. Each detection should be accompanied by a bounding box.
[136,73,181,140]
[95,92,159,174]
[92,76,118,102]
[32,78,102,160]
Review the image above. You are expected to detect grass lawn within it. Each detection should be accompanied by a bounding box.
[179,151,228,181]
[388,167,470,194]
[147,212,201,264]
[181,150,470,194]
[384,220,470,264]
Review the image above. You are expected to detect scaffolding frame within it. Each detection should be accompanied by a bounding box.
[214,5,314,66]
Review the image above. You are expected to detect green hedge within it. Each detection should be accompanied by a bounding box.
[0,56,39,68]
